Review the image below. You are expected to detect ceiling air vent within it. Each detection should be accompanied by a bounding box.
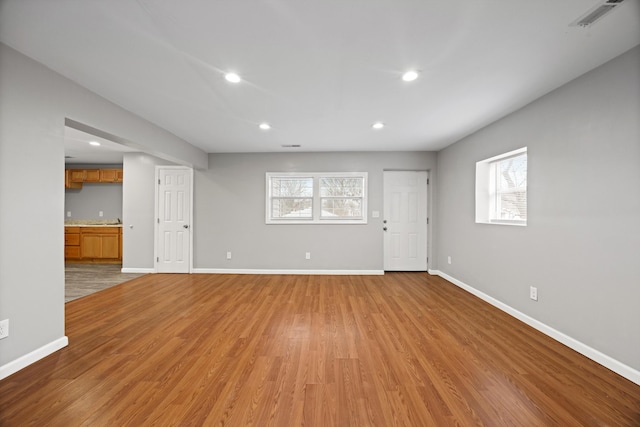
[571,0,626,27]
[281,144,301,148]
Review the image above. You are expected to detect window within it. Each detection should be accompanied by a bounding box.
[476,147,527,226]
[266,172,367,224]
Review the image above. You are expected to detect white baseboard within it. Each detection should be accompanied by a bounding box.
[429,270,640,386]
[192,268,385,276]
[0,336,69,381]
[121,267,155,274]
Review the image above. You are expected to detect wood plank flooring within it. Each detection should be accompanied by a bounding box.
[1,273,638,426]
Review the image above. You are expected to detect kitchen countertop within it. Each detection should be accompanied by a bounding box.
[65,219,122,227]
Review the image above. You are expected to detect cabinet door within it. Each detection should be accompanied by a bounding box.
[64,233,80,246]
[101,234,120,258]
[65,170,82,189]
[84,169,101,182]
[70,170,85,182]
[65,246,81,258]
[100,169,117,182]
[81,235,102,258]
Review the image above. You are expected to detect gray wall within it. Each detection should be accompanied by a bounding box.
[65,164,123,220]
[194,152,437,270]
[0,42,207,373]
[435,46,640,371]
[122,153,176,269]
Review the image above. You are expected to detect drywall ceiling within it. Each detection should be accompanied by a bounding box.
[64,126,137,165]
[1,0,639,153]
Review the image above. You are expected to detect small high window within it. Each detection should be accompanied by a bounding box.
[476,148,527,226]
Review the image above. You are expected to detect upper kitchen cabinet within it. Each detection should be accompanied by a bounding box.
[99,169,123,183]
[65,168,123,188]
[69,169,86,183]
[64,170,82,189]
[84,169,101,182]
[69,169,100,183]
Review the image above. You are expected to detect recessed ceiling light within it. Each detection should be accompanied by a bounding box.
[225,72,241,83]
[402,70,419,82]
[372,122,385,130]
[89,141,101,146]
[259,123,271,130]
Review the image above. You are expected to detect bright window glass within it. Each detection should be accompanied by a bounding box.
[476,148,527,226]
[267,173,367,224]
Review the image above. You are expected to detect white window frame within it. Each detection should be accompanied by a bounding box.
[475,147,527,226]
[266,172,368,224]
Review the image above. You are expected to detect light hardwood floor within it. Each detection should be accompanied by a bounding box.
[1,273,638,426]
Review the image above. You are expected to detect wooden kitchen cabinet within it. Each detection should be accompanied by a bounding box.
[64,227,81,259]
[99,169,123,182]
[84,169,100,182]
[65,170,82,189]
[69,169,86,183]
[65,226,122,263]
[65,168,123,188]
[68,169,100,183]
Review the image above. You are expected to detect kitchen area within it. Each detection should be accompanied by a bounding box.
[64,167,123,264]
[64,126,144,301]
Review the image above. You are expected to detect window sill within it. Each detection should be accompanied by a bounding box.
[476,220,527,226]
[266,219,368,225]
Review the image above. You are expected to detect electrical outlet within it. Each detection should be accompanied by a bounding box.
[447,256,452,265]
[0,319,9,339]
[67,211,71,217]
[99,211,104,217]
[305,252,311,260]
[530,286,538,301]
[226,251,232,260]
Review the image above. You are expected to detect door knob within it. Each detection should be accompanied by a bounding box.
[183,224,189,229]
[383,227,388,231]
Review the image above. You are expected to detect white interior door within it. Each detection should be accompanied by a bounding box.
[156,167,192,273]
[383,171,428,271]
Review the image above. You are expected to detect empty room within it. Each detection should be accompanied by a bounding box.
[0,1,639,425]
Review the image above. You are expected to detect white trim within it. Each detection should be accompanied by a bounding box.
[478,146,528,164]
[429,270,640,386]
[0,336,68,380]
[121,267,155,274]
[192,268,384,276]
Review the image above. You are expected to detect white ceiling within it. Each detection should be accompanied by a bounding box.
[1,0,639,154]
[64,126,137,164]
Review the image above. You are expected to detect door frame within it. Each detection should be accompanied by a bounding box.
[382,170,429,271]
[154,166,194,273]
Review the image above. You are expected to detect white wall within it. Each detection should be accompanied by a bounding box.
[122,153,176,271]
[434,46,640,378]
[0,43,207,379]
[194,152,437,272]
